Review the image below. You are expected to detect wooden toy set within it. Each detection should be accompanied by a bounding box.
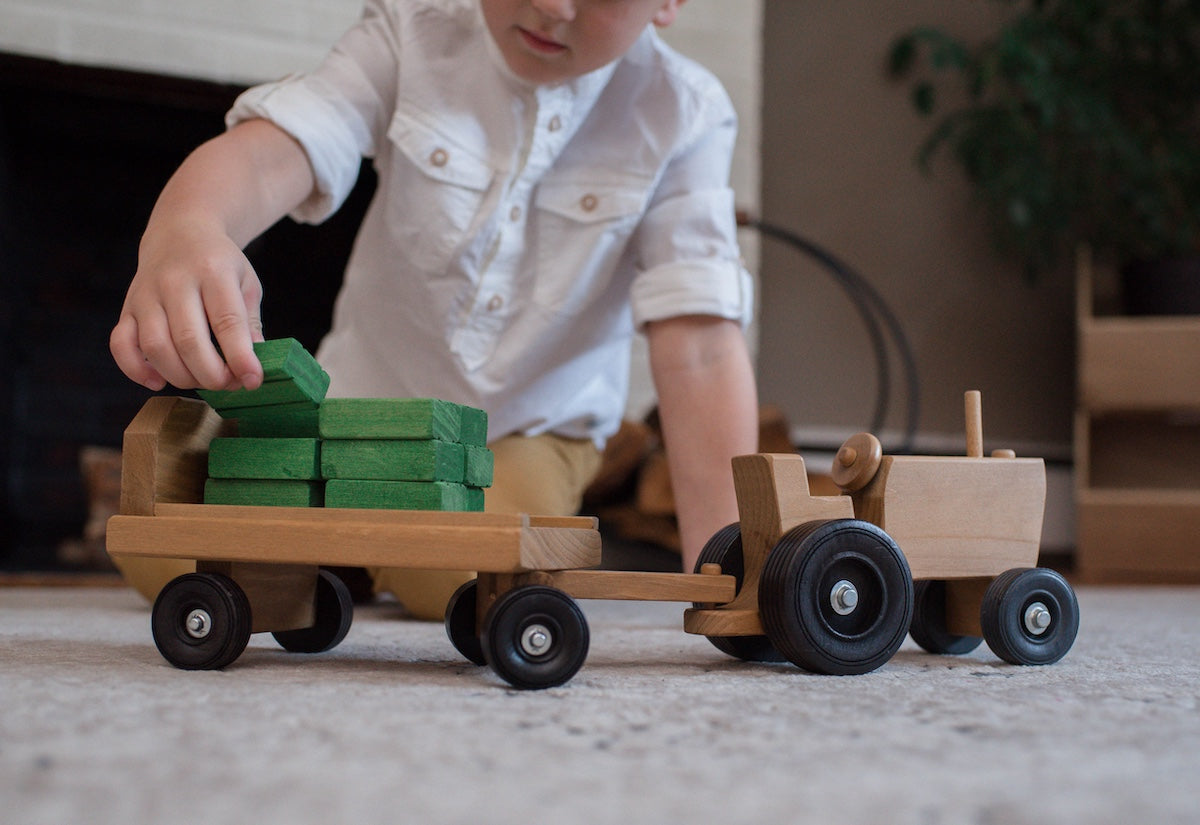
[106,340,1079,689]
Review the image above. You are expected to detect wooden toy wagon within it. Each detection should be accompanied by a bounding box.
[107,390,1078,689]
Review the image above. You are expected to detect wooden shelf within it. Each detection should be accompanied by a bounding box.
[1074,250,1200,582]
[1079,317,1200,411]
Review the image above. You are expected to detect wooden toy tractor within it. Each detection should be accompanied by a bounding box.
[107,390,1078,689]
[683,390,1079,673]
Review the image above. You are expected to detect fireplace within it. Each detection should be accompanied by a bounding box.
[0,53,374,570]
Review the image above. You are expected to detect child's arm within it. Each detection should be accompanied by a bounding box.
[110,118,315,392]
[646,314,759,573]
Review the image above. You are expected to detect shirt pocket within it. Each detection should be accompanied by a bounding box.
[384,110,495,274]
[532,179,651,316]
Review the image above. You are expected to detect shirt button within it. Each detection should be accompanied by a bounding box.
[509,205,522,222]
[486,294,504,312]
[430,148,449,167]
[580,194,598,212]
[548,115,562,132]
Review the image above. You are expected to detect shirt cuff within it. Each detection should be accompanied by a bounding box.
[630,258,755,331]
[226,77,366,224]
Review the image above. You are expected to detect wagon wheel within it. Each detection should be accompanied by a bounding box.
[481,585,589,690]
[908,580,983,656]
[444,579,486,665]
[692,523,784,663]
[272,569,354,654]
[981,568,1079,666]
[152,572,252,670]
[832,432,883,492]
[759,519,913,675]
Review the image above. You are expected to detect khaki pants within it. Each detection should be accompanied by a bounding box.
[112,433,602,621]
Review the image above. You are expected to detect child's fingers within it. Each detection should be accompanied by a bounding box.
[202,270,264,390]
[110,315,168,391]
[163,291,237,390]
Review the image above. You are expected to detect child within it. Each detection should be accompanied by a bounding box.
[109,0,758,618]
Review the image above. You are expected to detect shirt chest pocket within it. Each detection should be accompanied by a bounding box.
[384,111,495,275]
[532,180,650,315]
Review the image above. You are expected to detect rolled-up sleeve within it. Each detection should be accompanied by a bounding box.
[226,0,400,223]
[629,97,753,330]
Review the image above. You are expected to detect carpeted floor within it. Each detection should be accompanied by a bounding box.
[2,584,1198,824]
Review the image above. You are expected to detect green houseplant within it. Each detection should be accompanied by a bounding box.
[889,0,1200,311]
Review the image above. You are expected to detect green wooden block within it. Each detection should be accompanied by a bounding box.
[319,398,463,441]
[198,338,329,412]
[233,403,321,438]
[204,478,324,507]
[320,439,465,482]
[324,479,478,511]
[208,438,321,480]
[254,338,325,385]
[198,377,327,413]
[465,487,486,511]
[464,445,494,488]
[459,405,488,447]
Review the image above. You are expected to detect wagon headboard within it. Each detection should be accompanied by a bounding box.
[119,396,234,515]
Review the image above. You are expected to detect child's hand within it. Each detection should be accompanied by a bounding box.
[110,219,266,392]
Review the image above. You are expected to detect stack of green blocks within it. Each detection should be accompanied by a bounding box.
[320,398,492,511]
[200,338,328,507]
[197,338,492,511]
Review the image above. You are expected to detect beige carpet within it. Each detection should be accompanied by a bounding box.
[2,584,1198,824]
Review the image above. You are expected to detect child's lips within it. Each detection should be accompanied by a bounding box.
[518,27,568,55]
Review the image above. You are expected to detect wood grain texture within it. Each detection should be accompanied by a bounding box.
[232,403,321,438]
[204,478,325,507]
[118,396,234,516]
[107,508,600,572]
[852,456,1046,579]
[198,338,329,412]
[320,439,466,482]
[681,454,854,638]
[207,437,321,480]
[198,560,317,633]
[465,445,494,487]
[324,479,480,511]
[522,569,736,603]
[318,398,464,441]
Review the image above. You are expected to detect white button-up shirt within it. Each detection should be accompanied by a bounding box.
[227,0,752,446]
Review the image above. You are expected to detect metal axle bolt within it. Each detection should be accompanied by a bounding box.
[1024,602,1053,636]
[521,624,553,657]
[185,609,212,639]
[831,580,859,616]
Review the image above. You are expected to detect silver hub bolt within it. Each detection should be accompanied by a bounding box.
[1024,602,1053,636]
[830,580,859,616]
[521,624,553,657]
[185,609,212,639]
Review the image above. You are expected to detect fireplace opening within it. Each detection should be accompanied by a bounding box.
[0,54,374,571]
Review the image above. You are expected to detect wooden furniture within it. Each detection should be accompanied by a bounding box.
[1075,250,1200,582]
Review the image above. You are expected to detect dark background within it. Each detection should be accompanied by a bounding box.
[0,54,374,570]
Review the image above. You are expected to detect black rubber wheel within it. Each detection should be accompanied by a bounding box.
[908,579,984,656]
[693,523,784,663]
[481,585,589,690]
[444,579,486,665]
[981,568,1079,665]
[759,519,913,675]
[272,569,354,654]
[152,572,252,670]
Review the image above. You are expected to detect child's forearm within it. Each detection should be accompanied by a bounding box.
[647,315,759,572]
[111,119,315,392]
[146,119,314,248]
